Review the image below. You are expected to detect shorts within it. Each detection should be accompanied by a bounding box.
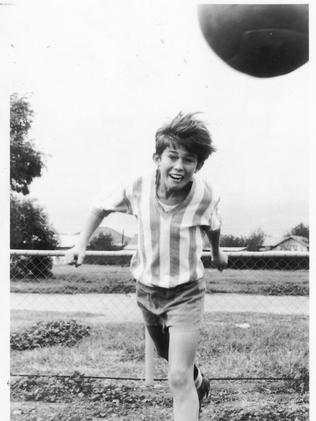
[136,278,206,331]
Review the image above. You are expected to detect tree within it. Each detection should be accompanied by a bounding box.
[289,223,309,239]
[220,234,248,247]
[246,229,265,251]
[85,232,123,265]
[10,195,58,250]
[10,94,57,278]
[10,93,45,195]
[87,233,115,251]
[10,194,58,278]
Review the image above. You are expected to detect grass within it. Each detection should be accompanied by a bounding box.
[11,264,309,295]
[11,310,308,380]
[10,309,309,420]
[10,263,309,420]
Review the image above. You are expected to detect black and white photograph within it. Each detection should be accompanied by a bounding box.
[3,1,311,420]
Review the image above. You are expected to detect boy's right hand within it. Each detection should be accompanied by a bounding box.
[64,245,86,267]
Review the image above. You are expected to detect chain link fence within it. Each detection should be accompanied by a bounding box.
[10,249,309,383]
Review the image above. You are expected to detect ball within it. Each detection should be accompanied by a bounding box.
[197,4,309,78]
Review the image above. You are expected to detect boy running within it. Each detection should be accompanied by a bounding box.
[66,112,227,420]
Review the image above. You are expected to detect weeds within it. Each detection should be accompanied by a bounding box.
[11,320,91,351]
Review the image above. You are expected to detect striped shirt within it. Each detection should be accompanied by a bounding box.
[92,172,221,288]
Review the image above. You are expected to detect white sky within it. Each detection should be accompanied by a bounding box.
[8,0,310,238]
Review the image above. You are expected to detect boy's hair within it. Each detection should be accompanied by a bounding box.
[155,112,215,163]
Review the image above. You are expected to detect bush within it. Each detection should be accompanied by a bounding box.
[10,255,55,279]
[10,194,58,278]
[11,320,91,351]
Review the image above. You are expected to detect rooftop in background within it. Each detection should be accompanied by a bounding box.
[260,235,309,252]
[56,226,131,249]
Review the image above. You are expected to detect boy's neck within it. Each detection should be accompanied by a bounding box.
[156,180,192,203]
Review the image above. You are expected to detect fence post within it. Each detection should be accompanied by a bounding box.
[145,326,154,385]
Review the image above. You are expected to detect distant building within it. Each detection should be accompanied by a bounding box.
[271,235,309,252]
[56,227,130,250]
[54,227,131,264]
[260,235,309,252]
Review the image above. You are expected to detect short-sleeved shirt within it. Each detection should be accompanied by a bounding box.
[92,171,221,288]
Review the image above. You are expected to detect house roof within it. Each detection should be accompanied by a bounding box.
[56,226,132,249]
[262,235,284,247]
[271,235,309,249]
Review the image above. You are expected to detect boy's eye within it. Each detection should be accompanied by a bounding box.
[184,157,196,164]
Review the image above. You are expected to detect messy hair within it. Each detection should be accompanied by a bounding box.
[155,112,216,163]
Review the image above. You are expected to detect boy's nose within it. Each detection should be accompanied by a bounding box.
[174,159,184,170]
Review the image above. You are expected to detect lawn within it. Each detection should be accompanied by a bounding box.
[10,264,309,296]
[10,309,309,420]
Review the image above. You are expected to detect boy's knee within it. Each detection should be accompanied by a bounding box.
[168,367,192,392]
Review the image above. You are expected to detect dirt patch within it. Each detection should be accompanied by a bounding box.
[10,374,309,421]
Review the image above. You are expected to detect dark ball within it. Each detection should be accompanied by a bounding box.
[197,4,309,78]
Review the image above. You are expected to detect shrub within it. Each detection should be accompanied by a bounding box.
[10,194,58,278]
[11,320,91,351]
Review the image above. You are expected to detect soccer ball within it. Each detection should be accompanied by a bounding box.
[197,4,309,78]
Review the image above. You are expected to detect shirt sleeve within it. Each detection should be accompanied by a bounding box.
[208,196,222,231]
[90,181,133,215]
[201,179,222,230]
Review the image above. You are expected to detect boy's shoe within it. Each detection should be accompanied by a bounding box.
[197,374,210,413]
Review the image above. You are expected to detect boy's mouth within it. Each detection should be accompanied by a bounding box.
[169,173,184,182]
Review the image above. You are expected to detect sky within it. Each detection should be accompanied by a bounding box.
[7,0,311,239]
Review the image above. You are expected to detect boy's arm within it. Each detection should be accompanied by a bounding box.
[205,228,228,271]
[65,209,111,267]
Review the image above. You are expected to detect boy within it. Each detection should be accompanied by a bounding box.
[66,112,227,421]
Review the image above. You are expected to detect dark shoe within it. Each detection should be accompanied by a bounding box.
[197,374,210,413]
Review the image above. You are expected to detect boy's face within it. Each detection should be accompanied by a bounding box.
[153,143,202,193]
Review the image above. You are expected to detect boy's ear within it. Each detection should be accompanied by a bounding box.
[195,162,204,172]
[153,153,161,165]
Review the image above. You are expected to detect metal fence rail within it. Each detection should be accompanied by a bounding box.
[10,249,309,384]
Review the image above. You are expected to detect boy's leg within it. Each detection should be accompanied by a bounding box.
[168,327,200,421]
[146,325,169,359]
[146,325,203,387]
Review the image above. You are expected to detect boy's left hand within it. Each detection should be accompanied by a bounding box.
[212,250,228,271]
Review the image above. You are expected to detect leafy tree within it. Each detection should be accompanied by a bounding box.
[289,223,309,239]
[10,194,58,278]
[220,234,248,247]
[10,93,57,278]
[85,232,123,265]
[246,229,265,251]
[87,233,115,251]
[10,93,45,195]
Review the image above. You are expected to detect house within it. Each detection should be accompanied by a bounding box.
[56,227,131,249]
[54,227,132,264]
[260,234,309,252]
[270,235,309,252]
